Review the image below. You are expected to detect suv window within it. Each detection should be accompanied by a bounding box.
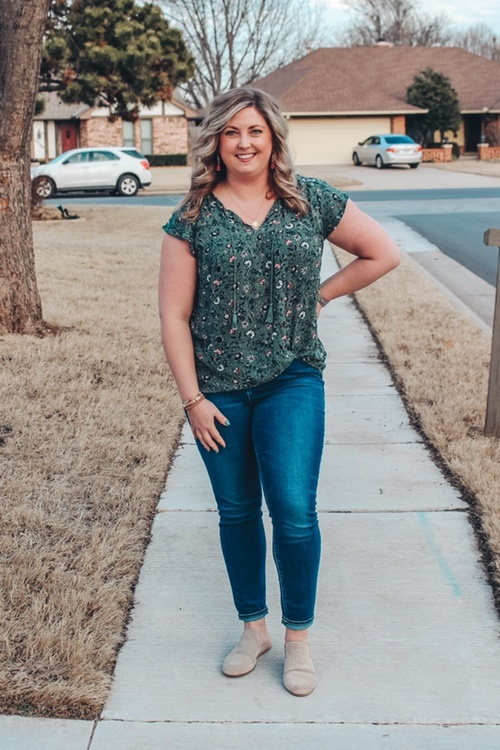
[89,151,120,162]
[63,152,89,165]
[120,148,144,159]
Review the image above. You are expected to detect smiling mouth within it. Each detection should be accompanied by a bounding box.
[236,153,256,160]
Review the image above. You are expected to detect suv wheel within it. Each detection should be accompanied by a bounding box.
[375,155,384,170]
[352,152,361,166]
[116,174,139,196]
[33,176,56,199]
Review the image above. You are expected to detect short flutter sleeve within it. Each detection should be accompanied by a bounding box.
[300,176,349,239]
[162,208,195,253]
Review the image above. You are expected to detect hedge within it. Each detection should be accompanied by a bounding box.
[146,154,188,166]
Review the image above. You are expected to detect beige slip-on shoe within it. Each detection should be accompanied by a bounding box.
[222,629,272,677]
[283,641,317,696]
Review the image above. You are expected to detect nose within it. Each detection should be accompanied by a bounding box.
[238,134,250,149]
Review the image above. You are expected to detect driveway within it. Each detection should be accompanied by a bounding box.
[299,162,500,191]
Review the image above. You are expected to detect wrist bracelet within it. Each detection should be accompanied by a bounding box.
[182,392,205,411]
[317,291,329,308]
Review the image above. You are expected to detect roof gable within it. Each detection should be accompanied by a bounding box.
[34,90,195,121]
[254,47,500,115]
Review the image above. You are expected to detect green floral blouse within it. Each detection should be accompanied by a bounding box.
[163,175,349,392]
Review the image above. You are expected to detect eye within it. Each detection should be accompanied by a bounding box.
[251,129,263,135]
[224,129,238,136]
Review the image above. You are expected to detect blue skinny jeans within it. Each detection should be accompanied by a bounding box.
[195,359,325,630]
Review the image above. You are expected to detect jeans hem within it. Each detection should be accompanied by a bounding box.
[282,618,314,630]
[239,608,269,622]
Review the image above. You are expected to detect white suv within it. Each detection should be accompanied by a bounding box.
[31,147,152,198]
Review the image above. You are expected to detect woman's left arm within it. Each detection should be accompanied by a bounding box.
[319,199,400,304]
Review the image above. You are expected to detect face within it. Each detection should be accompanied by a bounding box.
[218,106,273,178]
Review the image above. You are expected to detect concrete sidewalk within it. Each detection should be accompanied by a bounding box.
[4,246,500,749]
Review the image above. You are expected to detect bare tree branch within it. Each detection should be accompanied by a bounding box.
[340,0,453,47]
[452,23,500,61]
[160,0,333,106]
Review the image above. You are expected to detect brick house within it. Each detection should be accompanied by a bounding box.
[253,46,500,164]
[32,91,196,161]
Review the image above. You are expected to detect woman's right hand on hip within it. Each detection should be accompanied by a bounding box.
[187,399,230,452]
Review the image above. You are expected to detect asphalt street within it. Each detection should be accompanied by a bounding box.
[396,212,499,285]
[48,184,500,291]
[47,186,500,206]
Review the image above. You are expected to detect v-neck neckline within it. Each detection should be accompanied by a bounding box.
[210,191,280,231]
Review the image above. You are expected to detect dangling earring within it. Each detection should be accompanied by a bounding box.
[216,153,221,172]
[270,154,276,170]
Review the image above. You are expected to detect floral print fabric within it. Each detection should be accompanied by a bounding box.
[163,176,348,392]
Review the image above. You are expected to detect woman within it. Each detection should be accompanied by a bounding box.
[158,87,400,696]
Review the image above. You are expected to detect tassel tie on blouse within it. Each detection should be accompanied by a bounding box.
[228,213,281,331]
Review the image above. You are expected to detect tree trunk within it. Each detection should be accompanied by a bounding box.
[0,0,52,334]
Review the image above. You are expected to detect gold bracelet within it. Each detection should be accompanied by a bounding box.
[317,291,329,308]
[182,392,205,411]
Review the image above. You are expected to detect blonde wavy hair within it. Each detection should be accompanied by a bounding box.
[180,86,309,222]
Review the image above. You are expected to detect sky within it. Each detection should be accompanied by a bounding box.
[322,0,500,38]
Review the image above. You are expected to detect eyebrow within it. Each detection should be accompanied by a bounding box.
[224,124,265,130]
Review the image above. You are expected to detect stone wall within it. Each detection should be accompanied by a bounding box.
[478,144,500,160]
[80,115,188,155]
[391,115,406,134]
[152,116,188,154]
[421,145,453,162]
[80,118,123,147]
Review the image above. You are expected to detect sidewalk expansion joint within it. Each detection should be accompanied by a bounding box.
[324,440,424,446]
[85,721,99,750]
[157,508,217,513]
[318,507,468,514]
[96,718,500,727]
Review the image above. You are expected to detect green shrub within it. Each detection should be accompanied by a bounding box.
[146,154,188,166]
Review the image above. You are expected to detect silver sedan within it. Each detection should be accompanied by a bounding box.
[352,135,422,169]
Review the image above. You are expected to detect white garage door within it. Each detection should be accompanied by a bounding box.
[288,116,393,165]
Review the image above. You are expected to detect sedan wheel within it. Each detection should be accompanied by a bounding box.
[33,176,56,199]
[409,163,419,169]
[117,174,139,196]
[375,155,384,170]
[352,153,361,166]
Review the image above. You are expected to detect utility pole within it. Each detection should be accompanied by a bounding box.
[483,228,500,437]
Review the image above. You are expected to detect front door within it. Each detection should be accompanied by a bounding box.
[60,122,79,153]
[464,115,482,153]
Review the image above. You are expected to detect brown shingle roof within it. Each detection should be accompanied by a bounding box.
[254,47,500,115]
[36,91,92,120]
[36,90,196,120]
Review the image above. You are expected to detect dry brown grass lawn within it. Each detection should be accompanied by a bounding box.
[333,246,500,595]
[2,203,499,719]
[0,205,181,719]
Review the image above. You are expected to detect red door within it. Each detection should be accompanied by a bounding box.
[60,122,79,153]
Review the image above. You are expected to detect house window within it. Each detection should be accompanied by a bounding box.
[123,121,135,148]
[140,119,153,155]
